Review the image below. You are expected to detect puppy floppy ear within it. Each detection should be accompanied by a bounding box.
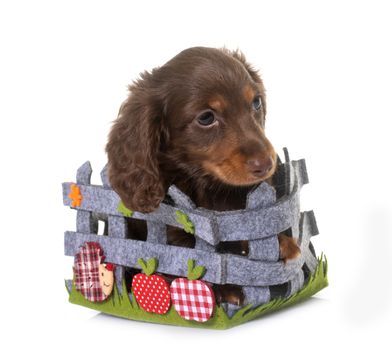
[106,75,168,213]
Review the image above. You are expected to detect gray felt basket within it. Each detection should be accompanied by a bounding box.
[63,148,321,318]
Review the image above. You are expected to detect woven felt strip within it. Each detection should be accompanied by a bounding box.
[62,181,300,244]
[77,209,98,234]
[65,231,224,283]
[246,179,280,261]
[242,285,270,306]
[76,161,92,185]
[146,221,167,244]
[167,185,196,209]
[100,164,111,189]
[288,270,305,296]
[167,186,215,251]
[63,158,308,245]
[248,236,279,261]
[65,231,309,286]
[62,182,218,244]
[107,215,127,293]
[246,181,276,209]
[170,278,215,322]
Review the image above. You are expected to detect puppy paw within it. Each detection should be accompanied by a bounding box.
[278,234,301,263]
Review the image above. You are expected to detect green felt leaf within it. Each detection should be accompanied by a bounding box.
[175,210,195,234]
[137,257,158,276]
[187,259,206,280]
[117,201,133,217]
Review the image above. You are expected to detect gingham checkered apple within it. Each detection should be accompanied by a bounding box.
[170,259,215,322]
[131,257,171,314]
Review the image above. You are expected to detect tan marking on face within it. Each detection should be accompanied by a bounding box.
[243,85,255,104]
[99,264,114,297]
[208,95,227,113]
[203,152,274,185]
[201,129,277,185]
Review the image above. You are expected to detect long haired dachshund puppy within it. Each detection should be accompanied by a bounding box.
[106,47,300,304]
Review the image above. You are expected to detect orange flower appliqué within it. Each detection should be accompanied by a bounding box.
[69,184,83,207]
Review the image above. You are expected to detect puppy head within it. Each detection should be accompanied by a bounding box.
[106,47,276,213]
[163,47,276,187]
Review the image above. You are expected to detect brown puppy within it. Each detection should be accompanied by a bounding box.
[106,47,300,304]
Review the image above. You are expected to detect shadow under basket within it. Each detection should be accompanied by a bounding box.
[62,148,328,329]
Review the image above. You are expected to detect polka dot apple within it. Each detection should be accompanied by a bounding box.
[170,259,215,322]
[131,257,171,314]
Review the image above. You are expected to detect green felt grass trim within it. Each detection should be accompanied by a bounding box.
[175,210,195,234]
[117,201,133,217]
[187,259,206,280]
[67,255,328,329]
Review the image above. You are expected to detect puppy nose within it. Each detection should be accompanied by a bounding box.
[247,156,274,178]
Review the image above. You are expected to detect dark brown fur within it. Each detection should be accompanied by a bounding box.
[106,47,300,304]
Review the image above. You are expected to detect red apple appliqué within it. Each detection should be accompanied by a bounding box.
[132,258,171,314]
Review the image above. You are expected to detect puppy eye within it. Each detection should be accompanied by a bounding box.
[252,96,262,111]
[196,111,216,126]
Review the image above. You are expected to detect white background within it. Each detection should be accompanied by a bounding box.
[1,0,391,349]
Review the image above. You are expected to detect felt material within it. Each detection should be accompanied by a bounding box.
[187,259,206,280]
[62,157,309,244]
[114,266,125,295]
[170,278,215,322]
[73,242,113,302]
[297,159,309,187]
[146,221,167,244]
[303,247,318,274]
[222,303,242,318]
[225,253,304,286]
[62,182,299,243]
[195,237,215,251]
[68,184,83,207]
[215,191,300,241]
[108,215,127,293]
[138,257,158,276]
[117,201,133,217]
[283,147,290,163]
[167,187,216,250]
[245,180,280,261]
[248,236,279,261]
[168,185,196,209]
[66,256,328,329]
[65,231,226,284]
[65,231,309,286]
[224,218,313,287]
[286,158,295,194]
[187,209,218,244]
[77,209,98,234]
[63,148,325,320]
[288,270,305,296]
[65,279,73,293]
[246,181,276,209]
[63,181,120,214]
[175,210,195,234]
[242,286,270,306]
[299,210,319,241]
[76,161,92,185]
[100,164,111,189]
[108,215,127,238]
[132,273,171,314]
[300,210,319,274]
